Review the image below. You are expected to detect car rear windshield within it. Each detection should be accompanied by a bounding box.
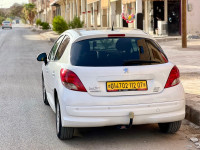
[70,37,168,67]
[3,21,10,24]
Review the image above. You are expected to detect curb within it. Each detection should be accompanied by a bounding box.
[186,100,200,126]
[39,32,58,43]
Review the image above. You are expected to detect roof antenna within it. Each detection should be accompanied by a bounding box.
[111,21,114,31]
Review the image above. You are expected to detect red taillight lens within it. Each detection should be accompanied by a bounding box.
[10,24,11,26]
[60,69,87,92]
[164,66,180,88]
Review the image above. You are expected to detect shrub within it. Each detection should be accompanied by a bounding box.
[69,16,84,29]
[52,16,68,34]
[36,19,42,26]
[0,16,5,25]
[6,18,12,22]
[40,22,50,30]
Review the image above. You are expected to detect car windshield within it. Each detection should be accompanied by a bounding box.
[70,37,168,67]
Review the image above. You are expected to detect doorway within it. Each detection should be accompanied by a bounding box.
[168,0,181,35]
[153,1,164,34]
[123,19,128,27]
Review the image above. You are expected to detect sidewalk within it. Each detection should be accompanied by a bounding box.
[32,28,200,126]
[31,27,59,42]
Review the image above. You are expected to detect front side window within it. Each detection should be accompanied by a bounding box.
[70,37,168,67]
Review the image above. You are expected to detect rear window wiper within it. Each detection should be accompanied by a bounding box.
[123,60,160,66]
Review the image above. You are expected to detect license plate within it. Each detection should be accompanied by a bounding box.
[106,81,147,92]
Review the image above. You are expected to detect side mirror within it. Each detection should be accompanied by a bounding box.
[37,53,47,65]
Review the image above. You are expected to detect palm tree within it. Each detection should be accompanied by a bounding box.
[23,3,36,25]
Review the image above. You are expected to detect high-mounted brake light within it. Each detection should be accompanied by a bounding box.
[108,34,125,37]
[164,66,180,88]
[60,69,87,92]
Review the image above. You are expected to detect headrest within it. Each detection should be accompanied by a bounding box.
[116,38,132,52]
[75,40,90,53]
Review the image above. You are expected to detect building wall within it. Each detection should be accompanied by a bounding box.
[34,0,199,37]
[187,0,200,35]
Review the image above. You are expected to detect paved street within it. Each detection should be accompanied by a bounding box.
[0,24,200,150]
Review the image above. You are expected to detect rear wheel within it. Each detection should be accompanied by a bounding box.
[42,76,49,105]
[158,121,182,133]
[2,27,4,29]
[56,98,74,140]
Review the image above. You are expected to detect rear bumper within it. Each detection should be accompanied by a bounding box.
[62,106,185,127]
[62,100,185,127]
[59,84,185,127]
[66,100,184,117]
[2,26,12,28]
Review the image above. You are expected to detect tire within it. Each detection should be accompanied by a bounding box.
[10,27,12,29]
[158,121,182,133]
[2,27,4,29]
[56,99,74,140]
[42,76,49,105]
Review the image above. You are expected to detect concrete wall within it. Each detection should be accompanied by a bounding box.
[187,0,200,35]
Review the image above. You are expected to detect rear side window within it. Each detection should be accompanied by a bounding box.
[54,36,70,60]
[70,38,168,67]
[48,35,64,60]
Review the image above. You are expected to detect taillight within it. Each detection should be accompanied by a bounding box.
[164,66,180,88]
[10,24,11,26]
[60,69,87,92]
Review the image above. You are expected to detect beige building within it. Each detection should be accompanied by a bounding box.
[35,0,200,36]
[187,0,200,35]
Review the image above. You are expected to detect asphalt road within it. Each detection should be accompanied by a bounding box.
[0,25,199,150]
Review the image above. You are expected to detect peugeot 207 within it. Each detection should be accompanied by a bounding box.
[37,29,185,140]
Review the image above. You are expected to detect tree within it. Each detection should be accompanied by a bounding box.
[0,16,5,25]
[22,3,36,25]
[9,3,24,18]
[0,8,9,18]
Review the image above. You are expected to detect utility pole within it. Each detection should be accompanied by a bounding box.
[182,0,187,48]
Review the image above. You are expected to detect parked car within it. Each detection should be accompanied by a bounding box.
[2,21,12,29]
[37,29,185,140]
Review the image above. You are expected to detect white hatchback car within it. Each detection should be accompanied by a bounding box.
[2,21,12,29]
[37,29,185,140]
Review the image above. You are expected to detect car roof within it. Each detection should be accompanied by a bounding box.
[63,29,154,42]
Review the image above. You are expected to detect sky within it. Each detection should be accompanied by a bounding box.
[0,0,28,8]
